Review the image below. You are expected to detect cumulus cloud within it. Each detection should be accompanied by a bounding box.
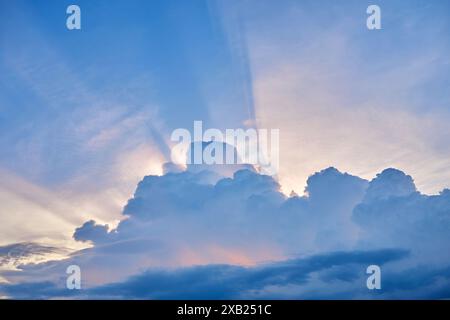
[73,220,112,245]
[353,170,450,264]
[1,164,450,299]
[361,168,417,203]
[69,166,369,267]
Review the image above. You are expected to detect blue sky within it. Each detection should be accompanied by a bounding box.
[0,0,450,299]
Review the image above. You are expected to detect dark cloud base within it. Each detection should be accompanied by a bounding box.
[1,249,414,299]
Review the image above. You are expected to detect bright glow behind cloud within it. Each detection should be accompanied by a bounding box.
[217,0,450,195]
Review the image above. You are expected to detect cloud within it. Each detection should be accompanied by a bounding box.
[361,168,417,203]
[1,0,449,300]
[0,281,63,300]
[73,221,111,245]
[88,249,410,299]
[1,248,410,299]
[0,242,67,273]
[353,171,450,264]
[4,246,448,300]
[1,164,450,299]
[70,166,369,269]
[0,2,168,250]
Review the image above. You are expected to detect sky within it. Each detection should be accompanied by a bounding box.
[0,0,450,299]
